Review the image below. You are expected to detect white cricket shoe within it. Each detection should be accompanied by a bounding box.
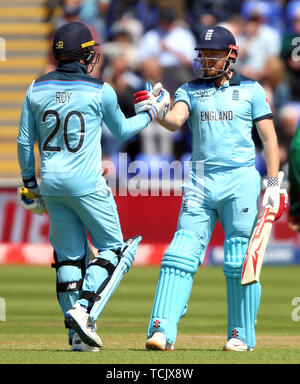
[71,333,100,352]
[145,332,174,351]
[223,337,254,352]
[65,303,102,348]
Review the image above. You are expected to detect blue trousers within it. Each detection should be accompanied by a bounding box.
[44,186,125,342]
[148,165,262,348]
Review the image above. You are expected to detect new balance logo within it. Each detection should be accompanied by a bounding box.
[68,282,77,290]
[205,29,214,40]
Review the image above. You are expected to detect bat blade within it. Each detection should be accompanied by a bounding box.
[241,206,276,286]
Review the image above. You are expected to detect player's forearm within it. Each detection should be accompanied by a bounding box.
[156,110,182,132]
[106,111,151,141]
[102,83,152,141]
[261,133,280,178]
[17,140,36,180]
[121,112,152,140]
[257,119,280,178]
[18,86,37,179]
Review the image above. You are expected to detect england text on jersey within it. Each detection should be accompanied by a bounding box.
[200,110,234,121]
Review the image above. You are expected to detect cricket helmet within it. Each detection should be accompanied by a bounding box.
[194,26,239,79]
[53,22,100,71]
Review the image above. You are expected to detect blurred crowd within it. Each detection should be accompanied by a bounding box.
[45,0,300,178]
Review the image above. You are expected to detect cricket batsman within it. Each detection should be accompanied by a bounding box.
[134,26,287,351]
[17,22,169,351]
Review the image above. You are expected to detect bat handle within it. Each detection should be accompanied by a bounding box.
[20,187,36,199]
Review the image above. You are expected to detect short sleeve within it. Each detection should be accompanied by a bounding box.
[174,84,191,111]
[252,82,273,122]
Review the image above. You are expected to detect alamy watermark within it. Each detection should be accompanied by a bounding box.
[0,37,6,61]
[0,298,6,321]
[291,297,300,322]
[102,153,204,198]
[291,37,300,62]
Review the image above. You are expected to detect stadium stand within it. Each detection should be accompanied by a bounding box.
[1,0,299,182]
[0,0,53,179]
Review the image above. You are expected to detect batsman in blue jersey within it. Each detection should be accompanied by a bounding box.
[135,26,287,352]
[17,22,169,351]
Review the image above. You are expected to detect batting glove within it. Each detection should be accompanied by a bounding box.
[262,171,288,221]
[17,177,45,215]
[134,82,170,120]
[133,89,152,115]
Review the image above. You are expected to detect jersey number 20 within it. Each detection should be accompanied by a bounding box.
[42,109,85,153]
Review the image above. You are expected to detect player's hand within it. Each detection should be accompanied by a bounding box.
[262,171,288,221]
[134,82,170,120]
[146,83,170,120]
[133,88,152,115]
[288,216,300,232]
[17,178,45,215]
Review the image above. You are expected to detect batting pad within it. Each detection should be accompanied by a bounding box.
[52,244,90,316]
[148,230,201,344]
[87,236,142,322]
[224,236,261,349]
[57,264,83,314]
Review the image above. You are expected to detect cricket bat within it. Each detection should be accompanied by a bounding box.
[20,187,95,261]
[241,205,276,286]
[241,171,285,286]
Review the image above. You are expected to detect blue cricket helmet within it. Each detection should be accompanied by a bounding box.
[195,26,238,52]
[53,22,100,72]
[194,26,239,79]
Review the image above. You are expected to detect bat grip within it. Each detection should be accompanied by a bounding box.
[20,187,37,200]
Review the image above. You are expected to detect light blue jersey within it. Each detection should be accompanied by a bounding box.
[174,71,273,170]
[148,71,272,349]
[18,61,150,196]
[17,61,147,332]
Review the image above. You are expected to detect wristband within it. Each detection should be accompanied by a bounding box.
[267,177,279,187]
[23,176,38,189]
[147,105,159,121]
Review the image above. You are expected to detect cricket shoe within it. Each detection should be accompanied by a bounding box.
[145,332,174,351]
[65,303,102,348]
[223,338,254,352]
[71,332,100,352]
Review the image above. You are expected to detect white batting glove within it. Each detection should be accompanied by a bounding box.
[134,88,152,115]
[17,188,45,215]
[151,82,170,120]
[262,171,288,220]
[134,82,170,120]
[17,178,45,215]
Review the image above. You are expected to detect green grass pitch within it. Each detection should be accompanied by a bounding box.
[0,264,299,364]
